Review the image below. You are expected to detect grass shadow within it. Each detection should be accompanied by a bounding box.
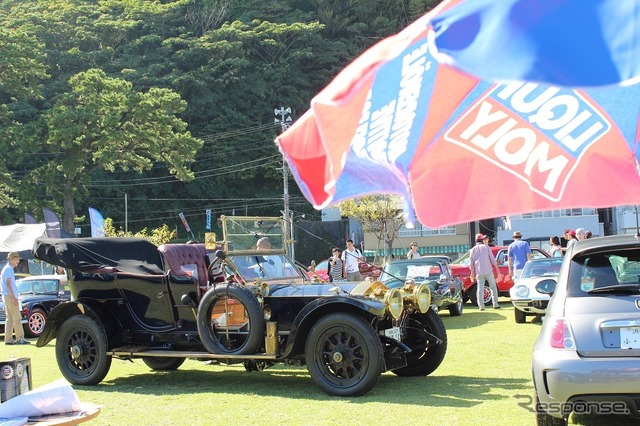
[85,364,528,408]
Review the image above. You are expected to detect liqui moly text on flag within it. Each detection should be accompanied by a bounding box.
[444,82,611,201]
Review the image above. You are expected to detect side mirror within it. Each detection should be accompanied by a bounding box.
[535,279,557,295]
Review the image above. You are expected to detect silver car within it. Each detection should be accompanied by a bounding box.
[532,235,640,425]
[510,257,563,323]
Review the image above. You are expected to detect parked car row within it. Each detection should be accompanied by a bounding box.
[8,228,640,423]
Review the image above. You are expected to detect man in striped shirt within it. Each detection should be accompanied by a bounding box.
[469,234,501,310]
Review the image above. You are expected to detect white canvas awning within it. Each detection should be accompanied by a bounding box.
[0,223,47,258]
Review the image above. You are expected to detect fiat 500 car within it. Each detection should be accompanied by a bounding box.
[379,258,464,316]
[0,274,70,338]
[33,216,447,397]
[533,235,640,425]
[509,257,563,324]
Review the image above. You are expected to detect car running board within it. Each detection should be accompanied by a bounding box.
[107,346,279,360]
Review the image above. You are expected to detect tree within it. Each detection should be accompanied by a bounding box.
[26,68,203,232]
[103,217,176,246]
[0,21,48,220]
[338,195,403,263]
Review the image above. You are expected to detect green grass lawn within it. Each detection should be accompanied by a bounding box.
[3,301,637,425]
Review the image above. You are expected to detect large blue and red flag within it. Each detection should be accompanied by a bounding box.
[276,2,640,227]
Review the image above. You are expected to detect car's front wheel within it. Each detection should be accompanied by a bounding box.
[392,309,447,376]
[448,296,464,316]
[25,308,47,338]
[56,315,112,385]
[305,313,383,397]
[514,308,527,324]
[142,357,186,371]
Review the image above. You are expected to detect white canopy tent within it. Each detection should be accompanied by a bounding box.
[0,223,47,259]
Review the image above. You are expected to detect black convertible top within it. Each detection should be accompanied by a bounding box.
[33,237,164,275]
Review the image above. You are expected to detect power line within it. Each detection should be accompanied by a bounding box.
[89,155,281,187]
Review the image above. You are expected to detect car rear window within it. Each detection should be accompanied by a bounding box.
[566,248,640,297]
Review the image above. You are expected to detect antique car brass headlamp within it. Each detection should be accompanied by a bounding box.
[384,288,404,319]
[413,283,431,313]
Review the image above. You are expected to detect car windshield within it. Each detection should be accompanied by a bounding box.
[520,258,563,279]
[452,251,471,266]
[380,261,442,282]
[17,279,59,294]
[228,254,301,280]
[567,248,640,296]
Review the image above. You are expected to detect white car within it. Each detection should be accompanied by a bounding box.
[509,257,563,323]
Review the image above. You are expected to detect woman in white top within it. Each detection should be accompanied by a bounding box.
[407,242,421,259]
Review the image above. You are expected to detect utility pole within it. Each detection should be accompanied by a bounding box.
[274,107,294,260]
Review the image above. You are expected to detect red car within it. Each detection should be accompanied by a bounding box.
[450,246,550,305]
[308,259,381,281]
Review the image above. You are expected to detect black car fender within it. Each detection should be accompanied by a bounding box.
[281,295,386,358]
[35,300,110,347]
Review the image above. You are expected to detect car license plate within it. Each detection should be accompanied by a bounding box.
[620,327,640,349]
[384,327,401,341]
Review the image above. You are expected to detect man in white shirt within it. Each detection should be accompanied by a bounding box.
[341,239,363,281]
[2,252,30,345]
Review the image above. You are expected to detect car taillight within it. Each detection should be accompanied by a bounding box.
[549,318,575,350]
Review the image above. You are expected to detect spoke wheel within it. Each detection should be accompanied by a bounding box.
[26,308,47,337]
[56,315,111,385]
[305,313,382,397]
[197,284,264,355]
[468,284,493,306]
[392,309,447,377]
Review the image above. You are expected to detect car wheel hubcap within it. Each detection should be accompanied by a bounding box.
[70,345,83,360]
[332,351,344,363]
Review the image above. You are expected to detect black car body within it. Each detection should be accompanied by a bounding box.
[0,274,70,338]
[379,258,464,316]
[33,216,447,397]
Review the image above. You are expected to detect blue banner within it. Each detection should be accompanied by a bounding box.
[88,207,105,237]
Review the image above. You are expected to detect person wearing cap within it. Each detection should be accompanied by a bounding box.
[563,229,577,253]
[1,252,30,345]
[407,242,421,259]
[507,231,532,279]
[469,234,501,310]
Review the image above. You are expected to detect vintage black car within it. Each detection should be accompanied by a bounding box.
[33,216,447,397]
[0,274,70,338]
[379,258,464,316]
